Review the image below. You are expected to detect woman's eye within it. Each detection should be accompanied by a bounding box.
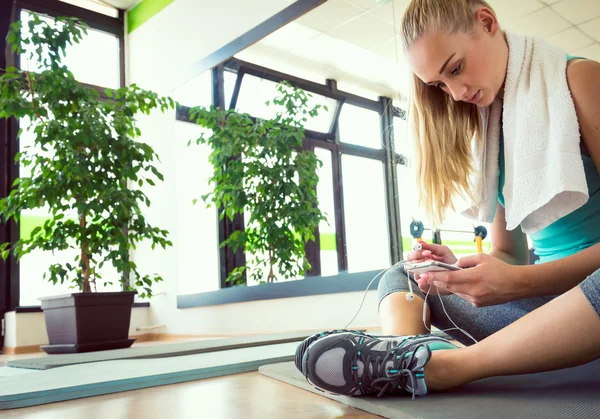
[451,64,461,75]
[435,82,447,89]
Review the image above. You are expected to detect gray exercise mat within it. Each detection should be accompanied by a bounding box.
[8,330,329,370]
[1,342,297,410]
[259,360,600,419]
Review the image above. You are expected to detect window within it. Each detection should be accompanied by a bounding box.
[12,5,124,306]
[339,103,382,148]
[393,115,409,155]
[341,155,390,272]
[314,148,338,276]
[20,10,120,88]
[234,73,336,132]
[174,58,406,297]
[224,70,237,109]
[59,0,119,18]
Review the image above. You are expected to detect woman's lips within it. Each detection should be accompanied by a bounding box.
[467,90,482,104]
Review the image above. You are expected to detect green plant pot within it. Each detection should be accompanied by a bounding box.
[39,291,137,354]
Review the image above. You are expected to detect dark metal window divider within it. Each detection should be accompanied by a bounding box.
[303,139,321,277]
[224,58,380,112]
[212,65,246,288]
[326,79,349,272]
[380,96,403,264]
[228,68,244,111]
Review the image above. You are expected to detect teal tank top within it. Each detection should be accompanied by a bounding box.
[498,54,600,264]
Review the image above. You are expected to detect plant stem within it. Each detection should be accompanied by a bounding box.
[80,211,91,292]
[267,250,275,283]
[26,71,44,122]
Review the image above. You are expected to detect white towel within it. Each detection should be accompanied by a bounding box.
[461,32,588,235]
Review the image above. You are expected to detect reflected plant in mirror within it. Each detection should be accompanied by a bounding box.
[188,81,328,286]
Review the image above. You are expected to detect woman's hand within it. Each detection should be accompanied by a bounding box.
[417,253,528,307]
[406,241,458,265]
[407,241,458,296]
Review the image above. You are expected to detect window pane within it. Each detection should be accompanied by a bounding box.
[18,117,120,305]
[174,122,220,294]
[315,148,338,276]
[393,116,409,155]
[60,0,119,17]
[224,70,237,109]
[305,94,336,133]
[339,104,382,148]
[20,10,120,88]
[235,74,335,132]
[341,155,390,272]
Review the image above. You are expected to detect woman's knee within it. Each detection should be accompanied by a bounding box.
[377,264,429,335]
[579,268,600,317]
[377,264,425,311]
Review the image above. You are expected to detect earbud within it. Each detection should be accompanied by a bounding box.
[413,243,422,252]
[406,268,416,301]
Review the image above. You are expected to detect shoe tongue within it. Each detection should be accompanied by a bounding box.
[355,360,396,378]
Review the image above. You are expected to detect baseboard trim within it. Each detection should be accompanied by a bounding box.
[2,345,43,355]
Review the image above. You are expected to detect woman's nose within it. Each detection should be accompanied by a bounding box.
[447,82,468,102]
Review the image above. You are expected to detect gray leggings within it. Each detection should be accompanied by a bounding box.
[377,263,600,346]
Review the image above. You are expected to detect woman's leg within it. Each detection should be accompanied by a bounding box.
[425,270,600,391]
[378,263,556,345]
[378,264,430,335]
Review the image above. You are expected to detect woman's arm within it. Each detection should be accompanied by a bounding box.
[519,58,600,298]
[489,202,529,266]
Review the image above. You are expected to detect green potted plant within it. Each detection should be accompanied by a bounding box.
[188,81,327,286]
[0,14,174,353]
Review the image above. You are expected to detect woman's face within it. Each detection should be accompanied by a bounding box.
[406,8,508,108]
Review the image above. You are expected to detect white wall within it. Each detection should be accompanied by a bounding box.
[125,0,385,337]
[127,0,297,94]
[4,308,151,349]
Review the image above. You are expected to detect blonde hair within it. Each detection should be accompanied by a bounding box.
[401,0,496,227]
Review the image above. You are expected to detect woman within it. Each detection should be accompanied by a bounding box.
[295,0,600,398]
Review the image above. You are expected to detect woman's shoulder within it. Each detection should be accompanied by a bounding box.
[566,58,600,93]
[565,58,600,160]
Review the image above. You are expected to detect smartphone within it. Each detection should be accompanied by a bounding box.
[404,261,462,275]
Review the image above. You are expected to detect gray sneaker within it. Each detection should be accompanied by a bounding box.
[296,330,458,399]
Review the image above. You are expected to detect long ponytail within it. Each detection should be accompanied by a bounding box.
[401,0,496,227]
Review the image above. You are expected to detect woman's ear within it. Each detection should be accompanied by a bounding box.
[476,7,499,36]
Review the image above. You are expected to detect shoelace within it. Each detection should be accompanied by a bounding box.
[352,342,431,399]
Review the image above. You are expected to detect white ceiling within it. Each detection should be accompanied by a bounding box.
[238,0,600,101]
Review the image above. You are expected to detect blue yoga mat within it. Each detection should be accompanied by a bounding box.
[1,342,297,410]
[260,359,600,419]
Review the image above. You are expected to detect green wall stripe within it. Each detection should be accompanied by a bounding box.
[127,0,174,34]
